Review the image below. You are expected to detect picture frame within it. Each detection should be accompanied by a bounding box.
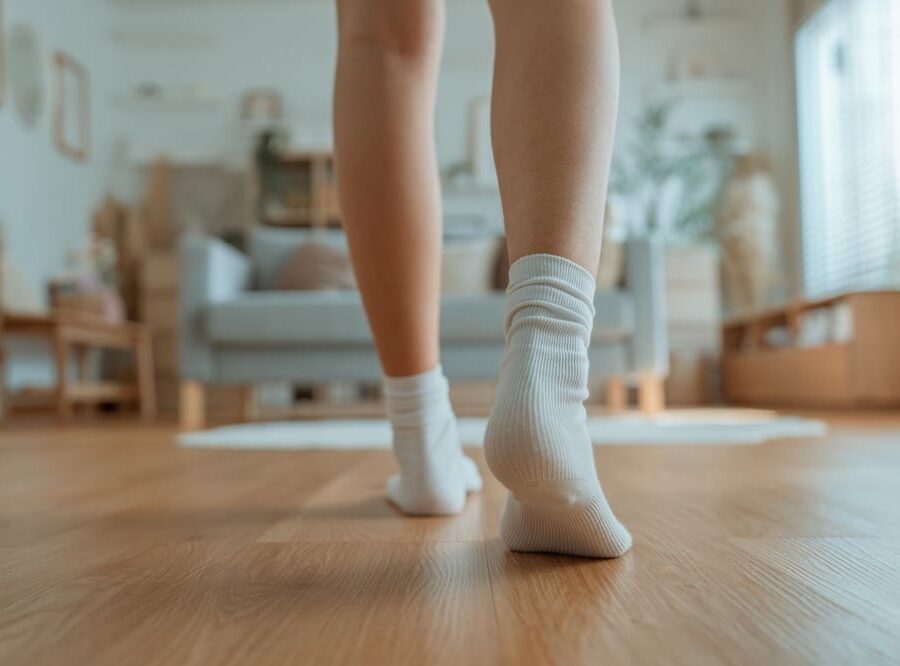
[52,51,90,161]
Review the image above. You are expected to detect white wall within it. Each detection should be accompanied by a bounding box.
[0,0,118,305]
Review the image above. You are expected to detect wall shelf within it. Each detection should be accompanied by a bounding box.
[652,77,751,100]
[114,96,220,112]
[642,12,745,32]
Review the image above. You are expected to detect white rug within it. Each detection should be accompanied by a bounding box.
[179,409,827,450]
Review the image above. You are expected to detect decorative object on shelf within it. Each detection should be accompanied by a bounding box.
[52,209,128,325]
[670,47,718,80]
[48,281,122,325]
[241,89,283,122]
[716,154,779,315]
[93,196,143,319]
[610,102,733,243]
[52,51,89,161]
[7,23,43,128]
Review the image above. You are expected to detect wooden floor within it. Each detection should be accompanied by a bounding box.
[2,413,900,665]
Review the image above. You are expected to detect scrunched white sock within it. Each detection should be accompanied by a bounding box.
[383,366,482,516]
[485,254,632,558]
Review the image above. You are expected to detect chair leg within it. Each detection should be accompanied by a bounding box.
[605,377,627,413]
[137,332,157,421]
[53,329,72,422]
[180,381,207,431]
[638,374,665,415]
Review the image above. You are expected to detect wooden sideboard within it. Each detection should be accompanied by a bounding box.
[722,291,900,407]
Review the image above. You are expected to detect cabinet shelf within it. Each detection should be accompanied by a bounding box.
[256,152,340,228]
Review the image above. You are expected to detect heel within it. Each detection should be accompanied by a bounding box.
[386,473,467,516]
[500,488,632,558]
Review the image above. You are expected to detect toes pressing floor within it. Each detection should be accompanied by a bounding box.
[1,416,899,664]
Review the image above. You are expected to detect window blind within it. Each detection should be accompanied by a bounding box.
[795,0,900,296]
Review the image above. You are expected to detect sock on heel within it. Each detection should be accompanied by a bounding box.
[383,366,482,516]
[485,254,632,558]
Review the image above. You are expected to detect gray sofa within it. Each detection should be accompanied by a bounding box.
[178,227,668,428]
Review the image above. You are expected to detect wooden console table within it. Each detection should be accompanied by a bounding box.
[1,312,156,420]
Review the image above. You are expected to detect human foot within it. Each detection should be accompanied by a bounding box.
[484,254,631,557]
[384,366,482,515]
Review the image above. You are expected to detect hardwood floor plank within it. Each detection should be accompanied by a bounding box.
[1,416,899,664]
[1,542,499,666]
[485,533,900,665]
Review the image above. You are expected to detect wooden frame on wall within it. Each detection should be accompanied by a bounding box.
[52,51,90,161]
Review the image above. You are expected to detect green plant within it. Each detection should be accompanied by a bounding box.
[610,102,733,241]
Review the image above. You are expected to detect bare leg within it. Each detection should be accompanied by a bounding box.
[484,0,631,557]
[333,0,481,515]
[334,0,444,378]
[490,0,619,274]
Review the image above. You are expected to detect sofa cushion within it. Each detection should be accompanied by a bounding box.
[206,290,634,346]
[273,242,357,291]
[250,227,349,289]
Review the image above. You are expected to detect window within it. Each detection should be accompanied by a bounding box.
[796,0,900,295]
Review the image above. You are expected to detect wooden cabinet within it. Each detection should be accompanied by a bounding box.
[722,291,900,407]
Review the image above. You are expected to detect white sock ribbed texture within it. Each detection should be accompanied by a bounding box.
[383,366,482,515]
[485,254,632,557]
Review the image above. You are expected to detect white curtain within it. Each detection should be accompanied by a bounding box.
[796,0,900,295]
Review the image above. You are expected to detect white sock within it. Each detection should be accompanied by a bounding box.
[383,366,482,515]
[485,254,632,557]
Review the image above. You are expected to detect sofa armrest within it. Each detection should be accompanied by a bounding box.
[179,233,251,381]
[624,237,669,378]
